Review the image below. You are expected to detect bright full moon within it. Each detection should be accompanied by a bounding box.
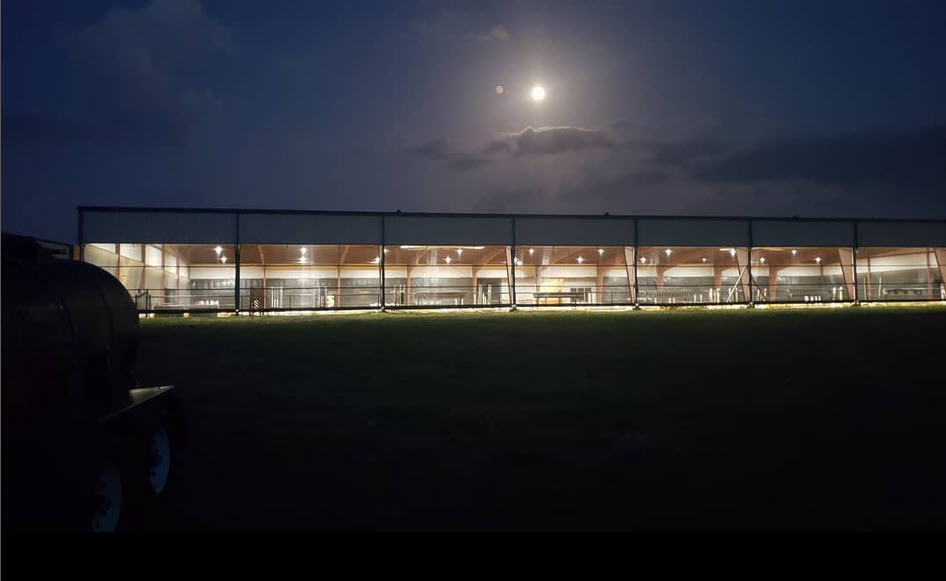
[531,86,546,101]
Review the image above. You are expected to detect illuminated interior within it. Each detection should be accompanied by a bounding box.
[514,246,632,305]
[637,246,748,305]
[84,243,233,310]
[856,247,945,301]
[751,247,854,303]
[78,212,946,312]
[383,245,510,306]
[239,244,381,309]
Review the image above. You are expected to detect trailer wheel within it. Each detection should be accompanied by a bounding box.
[118,403,175,517]
[89,462,122,532]
[146,426,171,495]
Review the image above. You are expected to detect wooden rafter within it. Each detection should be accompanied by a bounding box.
[481,246,506,265]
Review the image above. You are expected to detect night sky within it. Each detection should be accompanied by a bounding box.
[3,0,945,243]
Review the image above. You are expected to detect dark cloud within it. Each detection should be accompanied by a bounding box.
[72,0,232,89]
[654,137,735,169]
[454,124,946,218]
[468,168,677,216]
[468,24,510,41]
[62,0,231,146]
[411,125,619,172]
[556,170,673,208]
[4,0,228,151]
[504,126,616,156]
[471,186,547,213]
[406,139,450,160]
[693,125,946,191]
[446,157,492,171]
[406,139,491,170]
[482,140,513,156]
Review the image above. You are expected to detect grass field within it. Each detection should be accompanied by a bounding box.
[133,305,946,530]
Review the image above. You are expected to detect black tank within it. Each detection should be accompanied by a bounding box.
[1,234,139,425]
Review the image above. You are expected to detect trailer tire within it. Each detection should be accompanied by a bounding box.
[115,402,177,528]
[89,462,123,532]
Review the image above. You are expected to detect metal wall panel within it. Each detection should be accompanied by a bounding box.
[638,218,748,246]
[384,215,513,245]
[82,210,237,244]
[516,217,635,246]
[857,221,946,248]
[752,220,855,247]
[239,213,381,244]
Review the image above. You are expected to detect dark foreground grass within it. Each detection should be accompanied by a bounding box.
[134,305,946,531]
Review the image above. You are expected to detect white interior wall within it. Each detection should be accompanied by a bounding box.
[857,251,936,273]
[145,245,163,267]
[188,266,237,279]
[119,243,142,261]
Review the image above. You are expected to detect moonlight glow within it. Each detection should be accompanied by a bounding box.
[531,86,546,101]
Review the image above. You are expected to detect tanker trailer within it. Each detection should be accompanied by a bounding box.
[2,233,179,531]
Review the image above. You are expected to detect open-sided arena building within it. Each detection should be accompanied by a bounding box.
[77,207,946,313]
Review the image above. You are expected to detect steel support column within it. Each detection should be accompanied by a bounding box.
[852,221,860,304]
[633,219,640,308]
[379,217,386,311]
[747,221,754,306]
[234,214,241,313]
[505,247,515,309]
[509,217,517,309]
